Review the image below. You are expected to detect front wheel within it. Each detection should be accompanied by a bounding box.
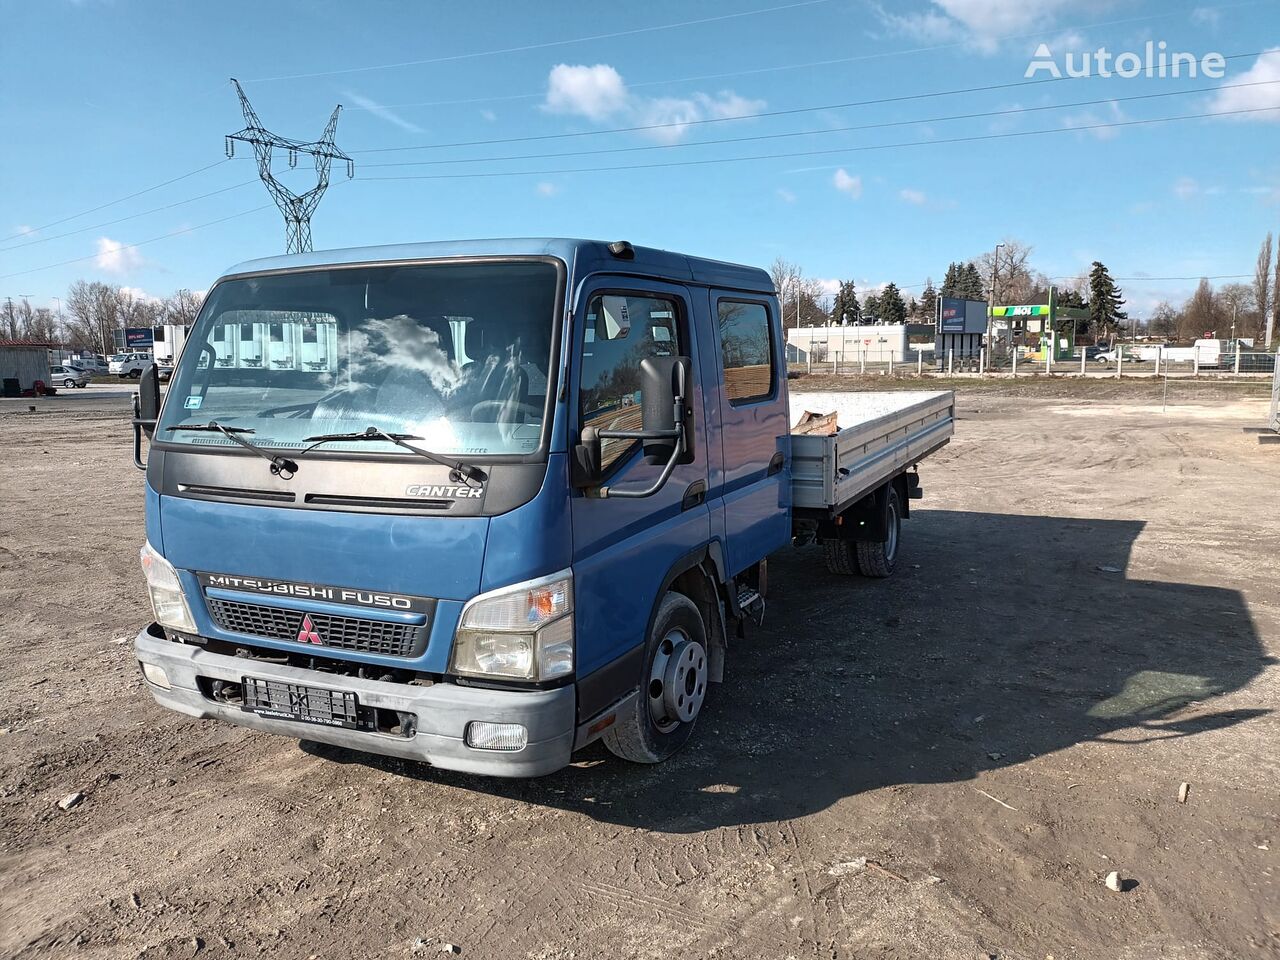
[603,591,709,764]
[62,379,75,389]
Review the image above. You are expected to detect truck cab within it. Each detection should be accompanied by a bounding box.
[133,239,796,776]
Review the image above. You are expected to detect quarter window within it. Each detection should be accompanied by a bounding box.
[718,300,774,404]
[579,293,681,470]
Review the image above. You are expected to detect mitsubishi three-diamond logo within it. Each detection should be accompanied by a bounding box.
[296,614,322,644]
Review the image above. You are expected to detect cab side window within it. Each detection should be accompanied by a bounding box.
[579,293,681,471]
[718,300,774,405]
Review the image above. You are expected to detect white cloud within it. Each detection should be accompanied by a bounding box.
[480,109,497,122]
[544,64,630,122]
[543,63,764,142]
[342,90,424,133]
[899,188,928,205]
[1060,100,1127,140]
[535,182,560,197]
[95,237,143,274]
[118,286,158,302]
[1173,176,1200,200]
[776,187,797,203]
[1207,48,1280,120]
[1190,6,1221,27]
[14,224,34,236]
[876,0,1115,54]
[833,168,862,199]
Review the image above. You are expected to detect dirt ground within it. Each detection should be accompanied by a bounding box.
[1,381,1277,960]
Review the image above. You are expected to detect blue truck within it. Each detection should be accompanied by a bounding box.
[131,239,954,777]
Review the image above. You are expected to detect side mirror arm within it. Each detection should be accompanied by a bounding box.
[596,430,684,499]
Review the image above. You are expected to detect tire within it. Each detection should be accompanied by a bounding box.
[62,379,75,389]
[129,369,142,379]
[856,485,902,578]
[823,538,859,576]
[603,591,709,764]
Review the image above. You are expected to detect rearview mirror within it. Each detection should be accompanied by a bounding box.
[131,363,161,471]
[639,356,694,465]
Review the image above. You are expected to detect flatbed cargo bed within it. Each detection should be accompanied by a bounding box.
[789,390,955,513]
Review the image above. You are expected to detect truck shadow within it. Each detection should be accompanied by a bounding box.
[308,510,1271,832]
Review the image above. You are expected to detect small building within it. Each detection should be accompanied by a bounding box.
[0,340,53,396]
[787,324,909,363]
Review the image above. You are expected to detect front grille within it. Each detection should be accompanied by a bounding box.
[206,597,426,657]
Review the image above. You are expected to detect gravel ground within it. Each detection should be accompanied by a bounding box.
[1,384,1277,960]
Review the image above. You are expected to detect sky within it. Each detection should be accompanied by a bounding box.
[2,0,1278,316]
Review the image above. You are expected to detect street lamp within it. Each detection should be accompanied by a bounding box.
[988,243,1005,354]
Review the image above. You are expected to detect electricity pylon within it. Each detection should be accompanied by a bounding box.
[225,79,354,254]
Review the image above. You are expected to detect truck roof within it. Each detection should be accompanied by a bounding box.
[222,238,774,294]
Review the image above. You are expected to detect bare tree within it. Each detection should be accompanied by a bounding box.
[1179,278,1222,340]
[65,281,123,356]
[1217,283,1256,340]
[769,257,830,328]
[162,288,204,326]
[975,239,1049,305]
[1149,301,1179,340]
[1254,233,1273,344]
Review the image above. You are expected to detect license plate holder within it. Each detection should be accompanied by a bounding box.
[240,676,367,730]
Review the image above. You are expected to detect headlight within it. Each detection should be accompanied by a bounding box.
[452,570,573,681]
[139,542,196,632]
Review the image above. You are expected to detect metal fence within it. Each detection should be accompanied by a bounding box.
[793,347,1277,380]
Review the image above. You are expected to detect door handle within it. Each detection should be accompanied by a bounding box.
[682,480,707,511]
[768,452,785,476]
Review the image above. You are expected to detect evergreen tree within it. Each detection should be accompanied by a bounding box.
[919,279,938,322]
[1087,261,1128,336]
[940,263,963,298]
[863,292,881,320]
[878,283,907,325]
[961,263,985,300]
[1057,288,1087,309]
[831,280,860,325]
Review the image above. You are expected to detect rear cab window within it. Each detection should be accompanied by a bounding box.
[717,299,775,405]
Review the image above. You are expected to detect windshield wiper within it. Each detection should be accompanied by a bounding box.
[301,426,486,485]
[166,421,299,479]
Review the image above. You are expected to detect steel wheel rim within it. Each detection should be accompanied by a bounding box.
[648,627,708,734]
[886,499,900,561]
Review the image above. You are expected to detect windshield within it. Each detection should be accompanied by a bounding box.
[156,259,560,458]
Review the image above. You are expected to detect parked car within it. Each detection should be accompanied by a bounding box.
[49,364,90,388]
[68,357,107,374]
[1094,348,1143,363]
[109,352,151,378]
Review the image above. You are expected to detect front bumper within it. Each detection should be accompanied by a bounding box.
[134,627,575,777]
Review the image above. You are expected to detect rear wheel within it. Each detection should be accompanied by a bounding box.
[62,379,75,389]
[823,538,859,576]
[603,591,709,764]
[856,485,902,578]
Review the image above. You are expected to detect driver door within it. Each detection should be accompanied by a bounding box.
[569,279,712,683]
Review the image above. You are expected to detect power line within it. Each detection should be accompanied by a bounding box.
[0,205,274,281]
[361,78,1280,168]
[0,160,231,243]
[351,49,1277,154]
[243,0,836,83]
[0,180,259,252]
[342,3,1270,114]
[354,105,1280,182]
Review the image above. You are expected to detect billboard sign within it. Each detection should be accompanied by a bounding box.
[125,327,154,348]
[939,297,988,334]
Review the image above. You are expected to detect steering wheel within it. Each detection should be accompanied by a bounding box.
[470,399,543,423]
